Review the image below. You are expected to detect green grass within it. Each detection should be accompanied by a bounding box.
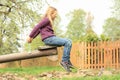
[0,66,63,75]
[0,66,120,80]
[55,74,120,80]
[0,66,78,74]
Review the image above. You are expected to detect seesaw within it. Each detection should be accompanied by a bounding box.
[0,46,57,63]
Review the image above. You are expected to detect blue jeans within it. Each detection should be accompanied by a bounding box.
[43,36,72,62]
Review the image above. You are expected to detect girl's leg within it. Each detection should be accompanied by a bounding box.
[43,36,72,62]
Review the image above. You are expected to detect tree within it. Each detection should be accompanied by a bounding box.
[112,0,120,19]
[65,9,86,42]
[0,0,44,54]
[83,12,99,42]
[103,17,120,40]
[101,0,120,40]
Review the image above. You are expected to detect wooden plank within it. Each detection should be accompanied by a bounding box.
[38,46,57,51]
[84,42,87,69]
[0,48,57,63]
[116,46,119,69]
[88,42,90,69]
[91,42,93,68]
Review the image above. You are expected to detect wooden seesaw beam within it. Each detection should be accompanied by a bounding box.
[0,46,57,63]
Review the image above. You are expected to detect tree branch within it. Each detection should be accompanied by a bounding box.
[0,3,12,14]
[45,0,50,6]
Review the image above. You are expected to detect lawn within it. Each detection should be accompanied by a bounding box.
[0,66,120,80]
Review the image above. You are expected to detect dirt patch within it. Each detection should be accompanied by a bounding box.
[0,69,120,80]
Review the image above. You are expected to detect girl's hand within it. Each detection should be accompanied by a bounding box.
[27,37,33,43]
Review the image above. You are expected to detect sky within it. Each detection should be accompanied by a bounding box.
[46,0,113,35]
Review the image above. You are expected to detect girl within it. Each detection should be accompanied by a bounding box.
[27,6,73,72]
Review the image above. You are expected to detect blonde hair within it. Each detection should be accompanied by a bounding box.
[44,6,57,26]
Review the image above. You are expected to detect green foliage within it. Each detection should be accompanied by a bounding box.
[0,13,20,54]
[82,32,99,42]
[103,17,120,40]
[100,34,110,41]
[65,9,101,42]
[112,0,120,19]
[0,0,45,54]
[24,36,45,51]
[65,9,86,42]
[102,0,120,41]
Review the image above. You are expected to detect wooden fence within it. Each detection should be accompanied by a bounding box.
[70,40,120,69]
[0,40,120,69]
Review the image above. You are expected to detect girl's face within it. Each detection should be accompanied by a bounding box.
[51,10,57,20]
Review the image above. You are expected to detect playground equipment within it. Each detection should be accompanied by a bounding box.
[0,46,57,63]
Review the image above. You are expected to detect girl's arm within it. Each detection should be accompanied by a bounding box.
[29,17,50,39]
